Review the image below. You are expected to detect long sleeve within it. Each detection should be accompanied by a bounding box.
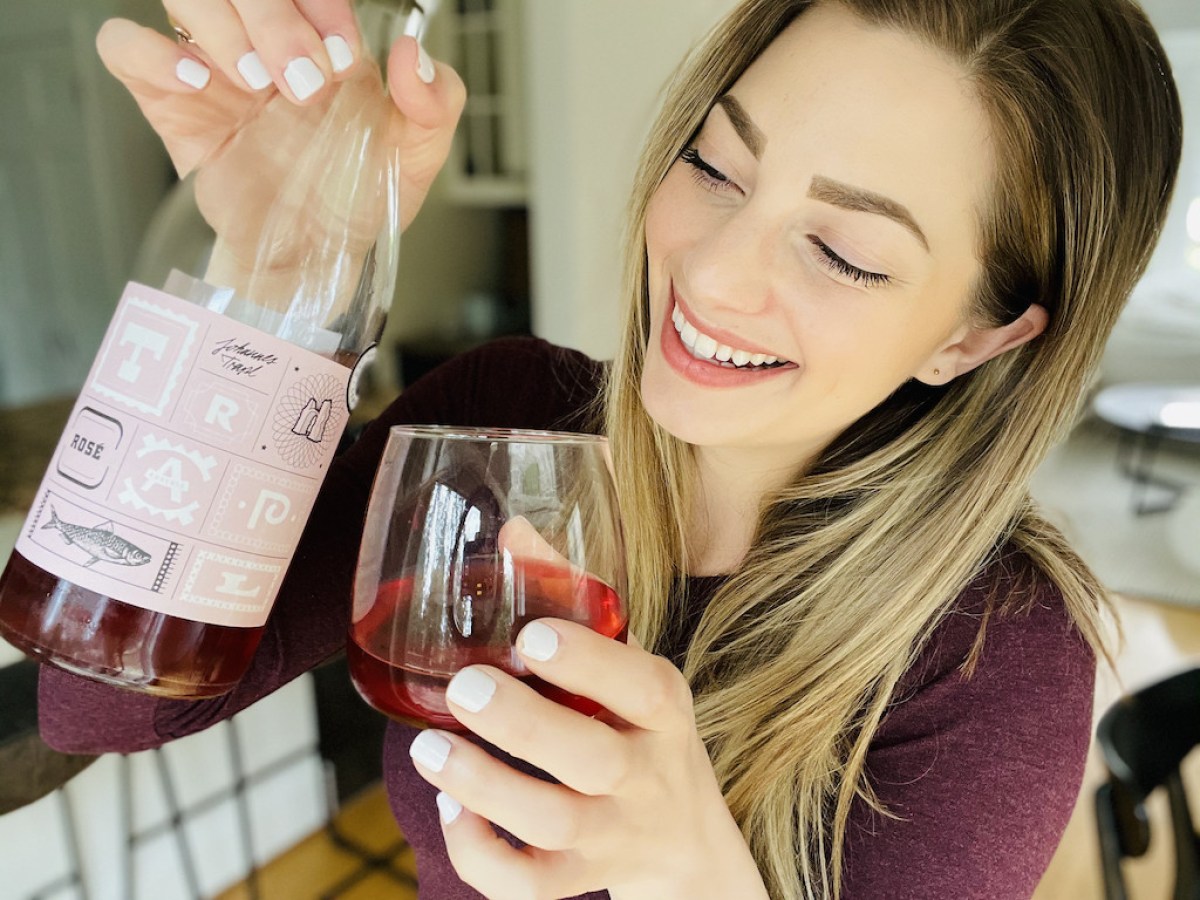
[840,555,1096,899]
[39,336,602,754]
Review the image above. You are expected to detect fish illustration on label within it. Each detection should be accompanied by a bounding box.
[42,507,153,568]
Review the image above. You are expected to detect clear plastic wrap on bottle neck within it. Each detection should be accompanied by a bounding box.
[166,56,401,368]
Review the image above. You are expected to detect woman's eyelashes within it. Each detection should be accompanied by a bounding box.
[680,147,739,194]
[678,146,893,289]
[807,237,892,287]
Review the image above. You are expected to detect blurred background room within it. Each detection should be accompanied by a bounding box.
[0,0,1197,898]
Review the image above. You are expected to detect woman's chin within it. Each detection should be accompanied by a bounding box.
[639,365,743,447]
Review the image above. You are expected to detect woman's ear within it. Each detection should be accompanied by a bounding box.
[917,303,1048,386]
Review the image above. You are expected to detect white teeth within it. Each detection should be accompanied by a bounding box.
[693,334,718,358]
[670,302,789,369]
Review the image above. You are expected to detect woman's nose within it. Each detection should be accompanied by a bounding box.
[682,206,779,317]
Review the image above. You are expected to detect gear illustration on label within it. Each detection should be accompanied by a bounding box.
[272,373,345,468]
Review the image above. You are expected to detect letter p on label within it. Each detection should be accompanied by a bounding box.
[248,490,292,530]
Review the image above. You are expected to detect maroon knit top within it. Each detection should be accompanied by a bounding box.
[38,336,1095,899]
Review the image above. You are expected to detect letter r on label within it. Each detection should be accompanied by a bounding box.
[205,395,240,432]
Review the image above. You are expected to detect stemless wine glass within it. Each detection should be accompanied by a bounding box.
[347,426,628,731]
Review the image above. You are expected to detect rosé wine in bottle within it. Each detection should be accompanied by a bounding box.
[0,30,406,698]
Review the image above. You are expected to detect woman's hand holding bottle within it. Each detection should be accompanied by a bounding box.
[0,2,465,698]
[95,1,465,236]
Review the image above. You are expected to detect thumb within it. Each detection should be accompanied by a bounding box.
[96,18,176,88]
[386,36,466,132]
[386,36,465,230]
[497,516,571,567]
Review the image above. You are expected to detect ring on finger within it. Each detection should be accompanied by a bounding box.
[168,17,195,44]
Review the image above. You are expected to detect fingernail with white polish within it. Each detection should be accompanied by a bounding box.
[416,43,435,84]
[437,792,462,825]
[236,51,272,91]
[409,730,452,773]
[520,621,559,661]
[175,57,211,90]
[324,35,354,73]
[446,667,495,713]
[284,56,325,101]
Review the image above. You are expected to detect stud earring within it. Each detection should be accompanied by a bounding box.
[933,368,941,377]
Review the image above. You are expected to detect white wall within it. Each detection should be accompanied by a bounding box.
[0,0,170,407]
[1140,0,1200,30]
[523,0,739,361]
[1139,0,1200,282]
[380,174,505,363]
[1144,29,1200,279]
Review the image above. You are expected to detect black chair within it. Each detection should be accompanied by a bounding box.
[1095,665,1200,900]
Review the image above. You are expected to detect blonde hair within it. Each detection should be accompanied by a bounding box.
[601,1,1183,897]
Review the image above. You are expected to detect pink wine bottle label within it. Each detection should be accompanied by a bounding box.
[15,282,351,628]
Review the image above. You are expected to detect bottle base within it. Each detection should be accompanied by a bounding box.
[0,551,260,700]
[0,621,238,700]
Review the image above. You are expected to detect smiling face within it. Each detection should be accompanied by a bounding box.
[640,2,997,470]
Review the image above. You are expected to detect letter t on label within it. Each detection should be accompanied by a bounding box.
[118,323,170,383]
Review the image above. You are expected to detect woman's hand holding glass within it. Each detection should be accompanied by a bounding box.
[349,427,630,730]
[410,615,768,900]
[351,426,768,898]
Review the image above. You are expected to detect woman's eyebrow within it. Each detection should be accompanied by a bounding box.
[716,93,930,253]
[716,94,765,159]
[808,177,931,253]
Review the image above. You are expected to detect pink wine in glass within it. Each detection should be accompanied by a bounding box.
[348,556,628,730]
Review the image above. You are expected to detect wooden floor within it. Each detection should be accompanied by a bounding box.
[215,785,418,900]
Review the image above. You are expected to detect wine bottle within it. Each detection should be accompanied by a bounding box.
[0,11,415,699]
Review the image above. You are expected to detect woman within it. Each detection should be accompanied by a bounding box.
[40,0,1182,898]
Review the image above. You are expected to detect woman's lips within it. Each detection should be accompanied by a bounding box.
[671,286,790,361]
[659,289,798,389]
